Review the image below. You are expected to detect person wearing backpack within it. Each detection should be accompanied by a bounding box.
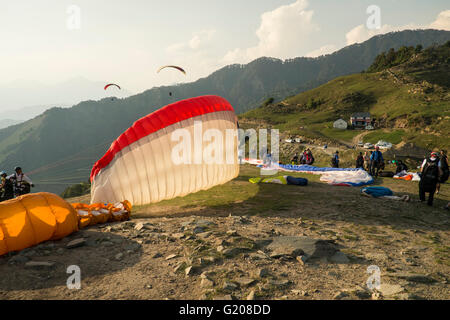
[331,151,339,168]
[370,147,384,177]
[436,150,449,194]
[419,152,442,206]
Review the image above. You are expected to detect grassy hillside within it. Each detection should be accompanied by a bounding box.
[241,42,450,155]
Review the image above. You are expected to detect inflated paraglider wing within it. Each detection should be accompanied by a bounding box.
[104,83,121,90]
[90,95,239,205]
[157,65,186,75]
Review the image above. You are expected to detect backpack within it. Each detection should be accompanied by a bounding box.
[422,159,440,186]
[331,156,337,165]
[439,156,449,183]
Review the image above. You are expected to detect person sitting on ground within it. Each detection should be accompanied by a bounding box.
[436,150,449,195]
[291,152,299,165]
[395,160,408,174]
[331,151,340,168]
[0,171,14,202]
[419,152,442,206]
[8,167,34,197]
[370,147,384,177]
[356,152,364,169]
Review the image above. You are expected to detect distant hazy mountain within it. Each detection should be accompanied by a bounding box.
[0,105,66,122]
[0,76,133,113]
[0,29,449,194]
[0,119,22,129]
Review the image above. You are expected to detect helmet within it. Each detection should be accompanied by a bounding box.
[14,166,22,172]
[0,171,6,176]
[431,152,439,158]
[375,146,380,150]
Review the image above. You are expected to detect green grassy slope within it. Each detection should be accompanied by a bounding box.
[240,42,450,152]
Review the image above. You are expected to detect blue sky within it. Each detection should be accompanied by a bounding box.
[0,0,449,107]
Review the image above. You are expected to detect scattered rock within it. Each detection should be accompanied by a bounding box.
[171,233,185,240]
[134,222,144,231]
[193,227,206,234]
[185,266,193,276]
[379,283,405,297]
[330,252,350,264]
[216,246,225,253]
[56,248,65,255]
[25,261,56,269]
[165,254,178,261]
[247,290,255,300]
[8,255,30,265]
[66,238,86,249]
[227,230,239,237]
[253,268,270,278]
[115,253,124,261]
[235,278,256,287]
[267,236,338,259]
[200,278,214,288]
[268,279,290,288]
[333,291,349,300]
[223,281,239,291]
[386,272,437,284]
[152,252,163,259]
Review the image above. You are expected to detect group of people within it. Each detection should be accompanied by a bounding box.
[0,167,34,202]
[354,146,385,177]
[291,149,315,165]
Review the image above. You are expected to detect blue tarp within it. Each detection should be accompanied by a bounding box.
[361,186,393,197]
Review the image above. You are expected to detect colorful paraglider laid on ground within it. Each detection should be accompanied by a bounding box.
[0,193,131,256]
[90,95,240,206]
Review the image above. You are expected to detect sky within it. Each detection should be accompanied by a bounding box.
[0,0,449,112]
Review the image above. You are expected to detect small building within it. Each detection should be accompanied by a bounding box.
[350,112,371,129]
[333,119,348,130]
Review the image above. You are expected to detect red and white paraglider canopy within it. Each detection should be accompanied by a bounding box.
[90,95,239,206]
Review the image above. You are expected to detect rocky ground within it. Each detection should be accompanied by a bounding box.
[1,211,449,300]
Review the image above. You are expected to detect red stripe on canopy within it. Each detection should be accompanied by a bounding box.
[90,95,235,181]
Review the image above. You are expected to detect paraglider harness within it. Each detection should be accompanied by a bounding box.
[11,173,32,196]
[420,157,442,192]
[395,160,408,174]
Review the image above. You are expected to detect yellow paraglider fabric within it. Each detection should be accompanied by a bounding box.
[0,193,132,256]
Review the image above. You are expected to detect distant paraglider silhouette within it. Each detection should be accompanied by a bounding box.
[104,83,121,101]
[157,65,186,75]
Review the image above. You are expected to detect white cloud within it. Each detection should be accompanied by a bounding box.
[429,10,450,30]
[305,44,338,57]
[163,29,221,85]
[345,10,450,46]
[222,0,319,64]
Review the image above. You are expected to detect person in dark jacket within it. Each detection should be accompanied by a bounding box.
[436,150,449,194]
[419,152,442,206]
[331,151,339,168]
[356,152,364,168]
[0,171,14,202]
[395,160,408,174]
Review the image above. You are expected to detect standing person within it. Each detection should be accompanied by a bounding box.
[370,147,384,177]
[8,167,34,197]
[419,152,442,206]
[356,152,364,169]
[331,151,340,168]
[363,152,370,171]
[436,150,449,194]
[0,171,14,202]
